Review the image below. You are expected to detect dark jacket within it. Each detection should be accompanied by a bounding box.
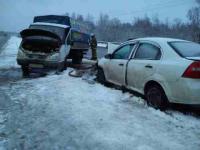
[90,37,97,49]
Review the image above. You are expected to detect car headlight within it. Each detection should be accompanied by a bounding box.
[17,49,27,59]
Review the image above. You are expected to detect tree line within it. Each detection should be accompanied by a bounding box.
[67,0,200,43]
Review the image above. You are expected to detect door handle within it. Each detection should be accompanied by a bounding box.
[145,65,153,68]
[119,63,124,66]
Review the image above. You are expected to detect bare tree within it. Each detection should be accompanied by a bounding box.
[66,12,193,42]
[187,1,200,42]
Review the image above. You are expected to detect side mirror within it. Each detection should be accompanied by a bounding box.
[105,54,112,59]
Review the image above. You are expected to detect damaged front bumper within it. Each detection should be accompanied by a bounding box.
[17,58,61,68]
[17,59,65,74]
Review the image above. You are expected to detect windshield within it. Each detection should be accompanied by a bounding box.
[169,41,200,57]
[29,25,67,41]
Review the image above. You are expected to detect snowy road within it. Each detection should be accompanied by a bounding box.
[0,37,200,150]
[0,36,9,52]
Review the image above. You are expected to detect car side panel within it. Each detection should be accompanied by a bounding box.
[169,78,200,104]
[105,59,127,85]
[126,59,159,93]
[98,58,111,81]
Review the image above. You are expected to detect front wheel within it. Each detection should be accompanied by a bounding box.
[145,85,168,110]
[96,68,106,84]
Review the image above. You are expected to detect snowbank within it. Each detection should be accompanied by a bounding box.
[0,36,21,69]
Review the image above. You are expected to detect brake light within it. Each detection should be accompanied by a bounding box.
[182,61,200,79]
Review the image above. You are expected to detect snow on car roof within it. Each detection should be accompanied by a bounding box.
[31,22,70,29]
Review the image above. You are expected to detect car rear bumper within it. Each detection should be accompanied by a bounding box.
[169,78,200,105]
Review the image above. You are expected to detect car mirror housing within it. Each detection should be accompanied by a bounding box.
[105,54,112,59]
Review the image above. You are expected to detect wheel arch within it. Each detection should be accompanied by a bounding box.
[144,80,170,110]
[97,65,104,74]
[144,80,167,97]
[97,63,108,80]
[97,66,109,85]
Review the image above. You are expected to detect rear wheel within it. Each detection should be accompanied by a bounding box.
[96,68,106,84]
[22,65,30,77]
[145,84,168,110]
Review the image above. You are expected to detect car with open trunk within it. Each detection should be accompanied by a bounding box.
[17,15,90,76]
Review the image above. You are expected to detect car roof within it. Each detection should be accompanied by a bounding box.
[128,37,188,44]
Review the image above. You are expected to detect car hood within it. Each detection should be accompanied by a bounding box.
[20,29,62,53]
[20,28,61,42]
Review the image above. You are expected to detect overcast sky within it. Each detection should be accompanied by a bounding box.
[0,0,197,32]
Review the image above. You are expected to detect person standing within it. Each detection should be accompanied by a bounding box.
[90,34,97,60]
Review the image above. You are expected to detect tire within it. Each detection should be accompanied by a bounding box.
[22,65,30,77]
[96,68,106,84]
[145,84,168,110]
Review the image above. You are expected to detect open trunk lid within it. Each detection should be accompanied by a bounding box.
[20,29,62,53]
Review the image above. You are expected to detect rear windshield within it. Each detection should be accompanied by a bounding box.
[29,25,68,41]
[169,41,200,57]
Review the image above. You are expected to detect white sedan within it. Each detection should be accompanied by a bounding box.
[97,37,200,110]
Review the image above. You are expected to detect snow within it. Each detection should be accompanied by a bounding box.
[0,111,7,150]
[107,42,120,54]
[1,71,199,150]
[0,36,21,69]
[98,42,107,48]
[0,36,200,150]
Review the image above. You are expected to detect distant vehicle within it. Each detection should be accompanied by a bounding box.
[97,37,200,110]
[17,15,90,76]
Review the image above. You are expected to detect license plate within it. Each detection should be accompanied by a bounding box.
[29,64,44,68]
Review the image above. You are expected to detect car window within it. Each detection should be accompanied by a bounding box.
[134,43,161,60]
[112,44,134,59]
[169,41,200,57]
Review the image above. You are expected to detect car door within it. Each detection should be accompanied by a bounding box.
[106,44,135,86]
[126,42,162,93]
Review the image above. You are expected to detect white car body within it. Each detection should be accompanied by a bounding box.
[98,37,200,105]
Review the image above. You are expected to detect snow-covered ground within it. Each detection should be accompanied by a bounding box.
[0,37,200,150]
[0,36,21,150]
[0,36,21,69]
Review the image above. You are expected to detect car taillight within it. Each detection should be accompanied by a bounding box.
[182,61,200,79]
